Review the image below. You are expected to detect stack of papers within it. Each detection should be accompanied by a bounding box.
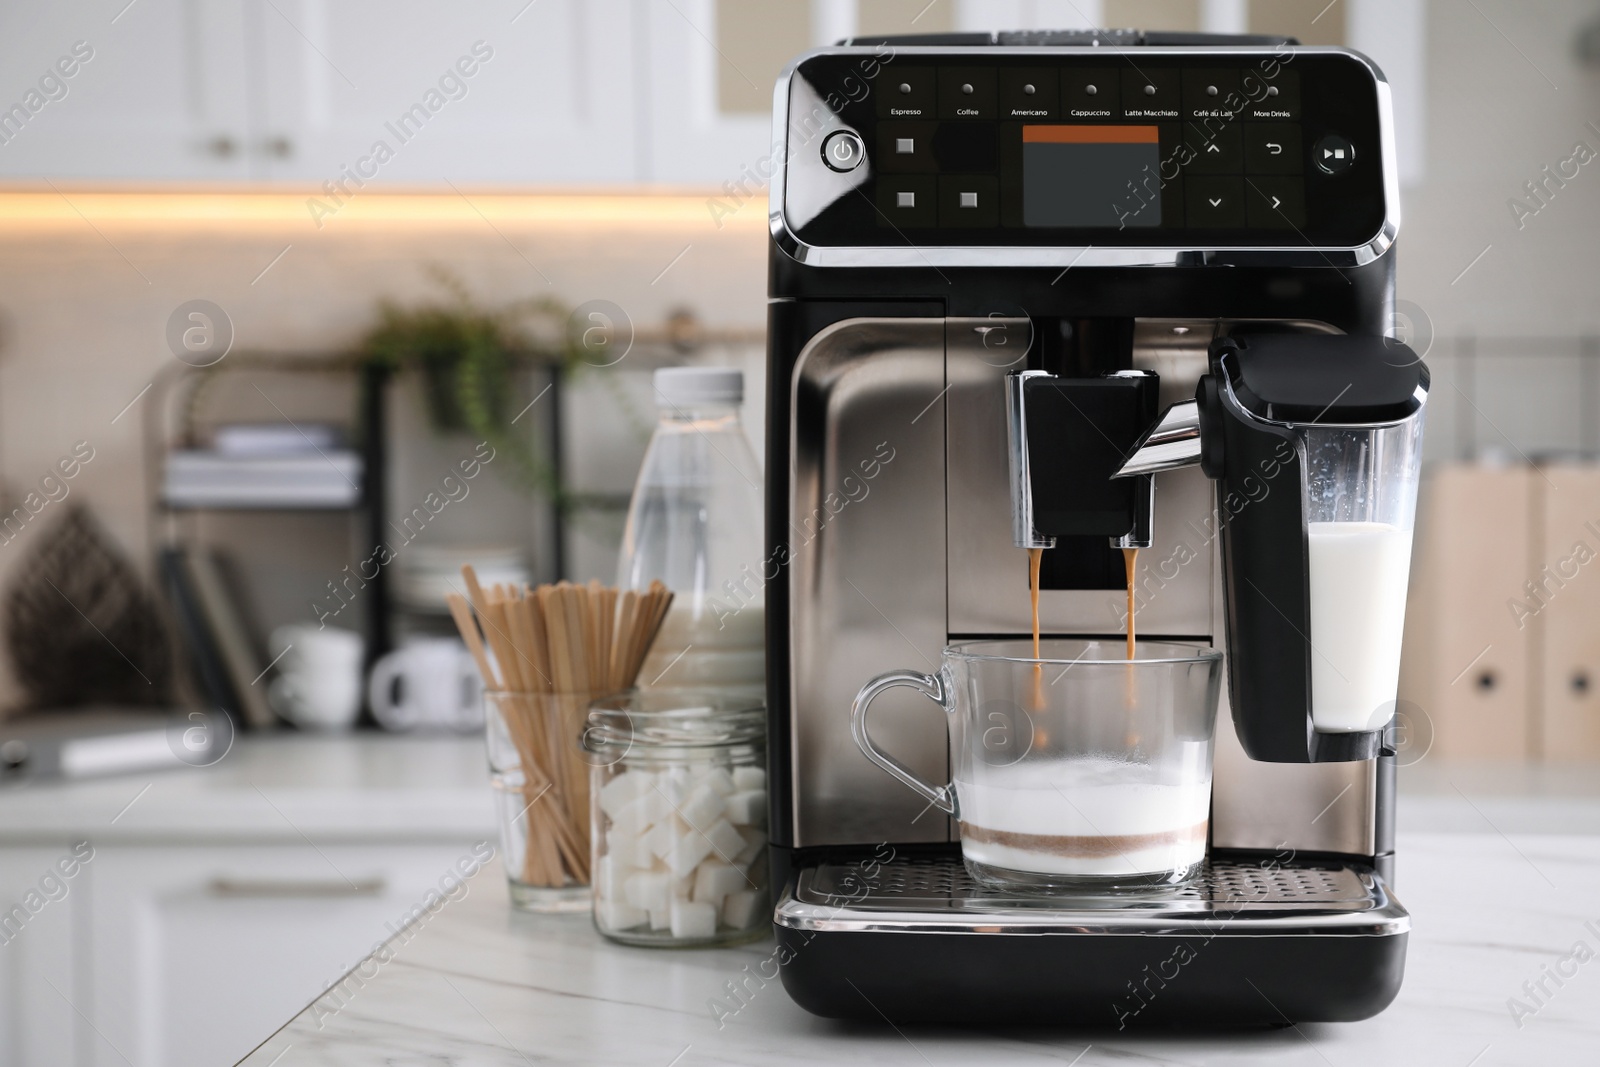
[163,451,363,508]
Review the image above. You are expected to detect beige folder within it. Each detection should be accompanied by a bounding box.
[1532,463,1600,760]
[1399,464,1536,760]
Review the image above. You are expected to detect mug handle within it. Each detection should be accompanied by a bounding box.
[366,651,415,731]
[850,669,957,816]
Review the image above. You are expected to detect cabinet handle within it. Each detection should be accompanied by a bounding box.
[260,136,293,159]
[208,876,385,898]
[204,135,238,159]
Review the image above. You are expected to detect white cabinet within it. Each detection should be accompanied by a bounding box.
[637,0,777,184]
[0,0,776,185]
[0,838,490,1067]
[0,0,641,184]
[0,845,83,1066]
[0,3,253,180]
[81,842,488,1067]
[251,0,640,184]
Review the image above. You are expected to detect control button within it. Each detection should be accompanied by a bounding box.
[938,175,998,226]
[1245,177,1307,229]
[1185,177,1246,228]
[999,67,1057,119]
[1315,134,1356,174]
[877,67,935,119]
[1245,124,1302,174]
[821,130,865,172]
[1062,67,1118,119]
[1120,69,1179,119]
[876,176,938,227]
[877,122,937,173]
[1245,68,1300,119]
[1183,123,1242,175]
[937,68,996,119]
[1182,69,1241,120]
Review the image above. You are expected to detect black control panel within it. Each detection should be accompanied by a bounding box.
[786,49,1387,249]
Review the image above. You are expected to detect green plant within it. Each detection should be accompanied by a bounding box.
[359,272,572,502]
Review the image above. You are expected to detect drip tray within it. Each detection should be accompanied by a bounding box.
[777,854,1408,937]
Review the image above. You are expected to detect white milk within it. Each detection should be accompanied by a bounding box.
[1306,521,1413,732]
[956,759,1210,877]
[637,601,765,688]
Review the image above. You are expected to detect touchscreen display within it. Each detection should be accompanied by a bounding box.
[1022,126,1162,228]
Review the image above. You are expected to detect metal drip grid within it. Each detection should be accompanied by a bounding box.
[778,854,1408,934]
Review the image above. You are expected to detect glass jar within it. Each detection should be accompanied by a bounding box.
[582,687,768,947]
[484,689,596,913]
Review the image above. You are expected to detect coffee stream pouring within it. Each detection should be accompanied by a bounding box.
[1010,333,1427,763]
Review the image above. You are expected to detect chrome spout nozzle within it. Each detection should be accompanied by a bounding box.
[1005,370,1055,550]
[1114,399,1203,478]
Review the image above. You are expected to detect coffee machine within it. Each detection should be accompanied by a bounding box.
[765,31,1419,1026]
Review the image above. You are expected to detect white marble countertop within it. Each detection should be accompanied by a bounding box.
[0,734,495,843]
[238,826,1600,1067]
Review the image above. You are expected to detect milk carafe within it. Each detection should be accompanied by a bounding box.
[617,367,766,690]
[1119,333,1427,762]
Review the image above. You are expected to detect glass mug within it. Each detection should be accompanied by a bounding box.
[851,639,1224,890]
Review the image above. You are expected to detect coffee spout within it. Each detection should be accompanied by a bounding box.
[1006,371,1056,550]
[1006,369,1159,552]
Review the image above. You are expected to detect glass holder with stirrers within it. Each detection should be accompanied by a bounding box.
[448,567,673,912]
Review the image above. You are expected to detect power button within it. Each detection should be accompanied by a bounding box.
[821,130,866,172]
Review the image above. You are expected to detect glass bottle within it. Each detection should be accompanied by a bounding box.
[616,367,765,690]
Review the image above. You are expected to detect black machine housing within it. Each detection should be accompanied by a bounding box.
[765,32,1408,1028]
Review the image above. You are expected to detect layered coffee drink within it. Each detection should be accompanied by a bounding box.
[956,758,1210,880]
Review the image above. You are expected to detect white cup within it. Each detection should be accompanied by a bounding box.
[366,638,484,733]
[268,625,365,731]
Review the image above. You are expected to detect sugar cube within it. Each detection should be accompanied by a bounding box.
[606,829,651,869]
[733,827,767,866]
[670,898,718,939]
[658,765,693,804]
[644,820,679,860]
[722,889,763,930]
[666,830,716,878]
[648,907,670,931]
[679,782,726,831]
[731,766,765,791]
[724,790,766,827]
[597,900,648,931]
[703,819,746,864]
[698,767,737,797]
[693,861,747,904]
[623,871,671,913]
[609,788,670,839]
[598,771,650,816]
[597,855,641,899]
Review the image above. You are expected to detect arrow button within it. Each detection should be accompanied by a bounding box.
[1245,177,1305,229]
[1244,123,1301,174]
[1186,178,1245,227]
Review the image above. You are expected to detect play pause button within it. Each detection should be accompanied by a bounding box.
[1315,134,1355,174]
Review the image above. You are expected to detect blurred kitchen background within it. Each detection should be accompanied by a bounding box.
[0,1,1596,1064]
